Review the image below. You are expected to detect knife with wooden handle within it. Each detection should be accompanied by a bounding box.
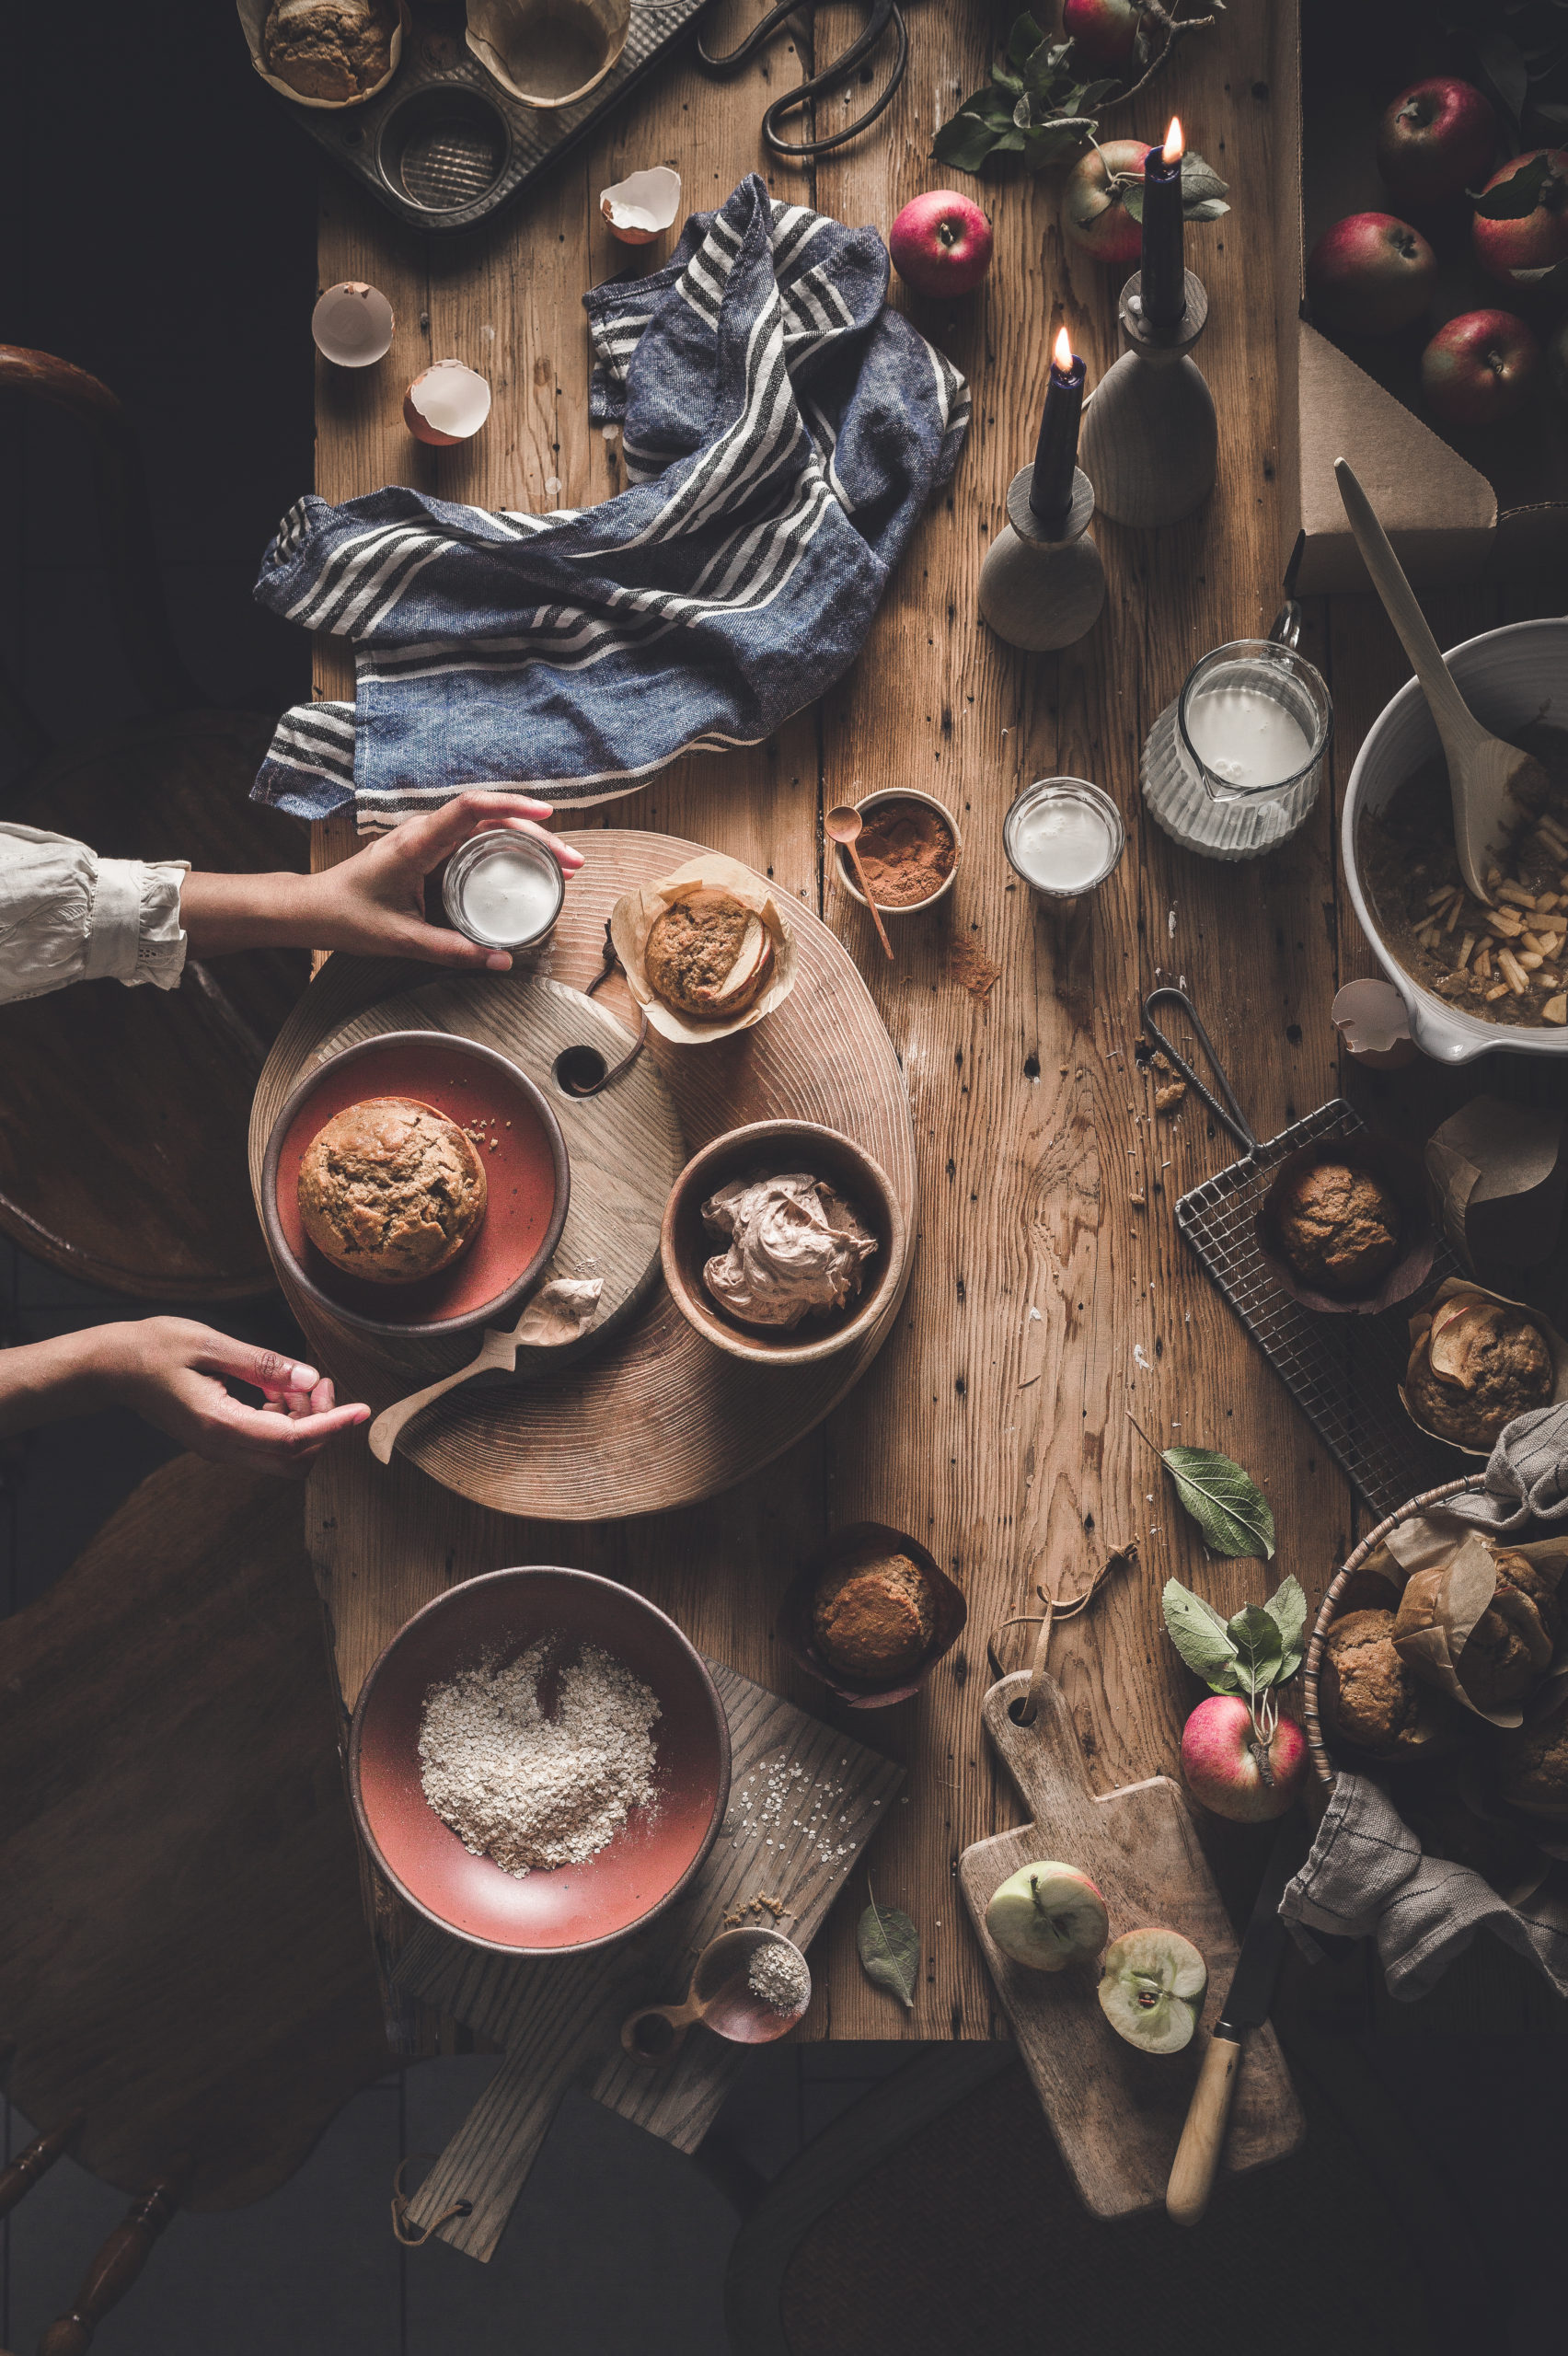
[1166,1815,1307,2227]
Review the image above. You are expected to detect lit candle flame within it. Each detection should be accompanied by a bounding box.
[1053,325,1074,374]
[1163,116,1183,164]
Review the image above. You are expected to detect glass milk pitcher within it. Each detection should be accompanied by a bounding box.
[1141,605,1332,861]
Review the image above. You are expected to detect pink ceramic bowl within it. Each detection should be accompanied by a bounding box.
[349,1567,730,1957]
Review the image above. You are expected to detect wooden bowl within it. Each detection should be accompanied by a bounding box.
[660,1120,907,1368]
[1302,1473,1484,1790]
[261,1030,569,1341]
[350,1566,730,1957]
[834,787,963,917]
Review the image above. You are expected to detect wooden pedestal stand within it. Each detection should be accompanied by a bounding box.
[978,466,1105,653]
[1079,270,1217,529]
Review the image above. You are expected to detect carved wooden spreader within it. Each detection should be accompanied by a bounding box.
[960,1671,1304,2219]
[392,1659,905,2259]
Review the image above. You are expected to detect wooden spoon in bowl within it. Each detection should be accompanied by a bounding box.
[1334,456,1546,905]
[825,804,895,959]
[620,1927,811,2064]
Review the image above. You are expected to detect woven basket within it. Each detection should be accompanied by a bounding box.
[1302,1473,1486,1790]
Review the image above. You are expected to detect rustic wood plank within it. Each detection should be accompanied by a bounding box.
[392,1657,905,2256]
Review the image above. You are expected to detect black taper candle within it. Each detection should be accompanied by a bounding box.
[1028,331,1086,530]
[1140,121,1186,333]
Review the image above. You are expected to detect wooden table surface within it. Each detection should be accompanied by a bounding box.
[306,0,1565,2039]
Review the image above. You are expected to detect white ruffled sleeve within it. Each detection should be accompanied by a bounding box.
[0,823,190,1006]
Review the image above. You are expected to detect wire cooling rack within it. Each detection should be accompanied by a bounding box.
[1175,1097,1465,1519]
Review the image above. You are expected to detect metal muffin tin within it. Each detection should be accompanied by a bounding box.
[273,3,704,234]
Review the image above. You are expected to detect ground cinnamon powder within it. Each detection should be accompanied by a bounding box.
[852,798,956,907]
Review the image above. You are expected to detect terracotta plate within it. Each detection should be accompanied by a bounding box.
[261,1031,569,1339]
[350,1568,731,1955]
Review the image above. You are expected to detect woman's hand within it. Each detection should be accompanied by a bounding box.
[0,1319,370,1475]
[180,791,585,972]
[306,791,585,971]
[101,1320,370,1472]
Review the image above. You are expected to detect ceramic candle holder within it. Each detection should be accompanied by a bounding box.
[977,466,1105,653]
[1078,269,1216,530]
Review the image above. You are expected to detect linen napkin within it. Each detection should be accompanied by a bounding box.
[250,174,970,829]
[1280,1771,1568,2000]
[1442,1400,1568,1531]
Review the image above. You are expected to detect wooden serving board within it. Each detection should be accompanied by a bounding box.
[391,1658,905,2261]
[249,830,918,1521]
[317,969,682,1384]
[959,1673,1303,2220]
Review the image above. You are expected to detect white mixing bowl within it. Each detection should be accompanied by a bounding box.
[1342,617,1568,1065]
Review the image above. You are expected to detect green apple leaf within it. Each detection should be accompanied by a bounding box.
[1160,1447,1277,1560]
[1473,152,1552,219]
[1181,153,1229,206]
[1162,1579,1241,1684]
[932,102,1011,172]
[1227,1603,1284,1690]
[1007,11,1046,67]
[1263,1572,1308,1658]
[1023,115,1098,164]
[858,1887,919,2011]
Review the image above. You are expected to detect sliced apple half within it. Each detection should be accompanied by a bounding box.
[986,1861,1110,1972]
[1097,1928,1207,2054]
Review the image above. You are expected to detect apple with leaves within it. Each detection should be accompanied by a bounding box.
[1060,140,1231,271]
[1421,309,1541,429]
[1061,0,1138,74]
[1305,213,1436,338]
[1376,77,1496,210]
[1472,149,1568,286]
[1180,1694,1308,1824]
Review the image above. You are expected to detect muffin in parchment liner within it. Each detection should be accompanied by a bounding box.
[1255,1132,1435,1315]
[610,854,797,1045]
[1401,1278,1568,1458]
[775,1525,966,1710]
[236,0,408,110]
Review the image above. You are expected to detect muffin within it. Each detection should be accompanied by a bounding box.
[262,0,396,101]
[645,891,774,1022]
[1394,1550,1558,1712]
[1493,1698,1568,1822]
[1270,1160,1401,1297]
[812,1548,936,1681]
[1406,1292,1554,1449]
[1320,1608,1460,1760]
[298,1097,486,1285]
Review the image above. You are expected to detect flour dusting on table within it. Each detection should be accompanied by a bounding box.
[418,1639,659,1877]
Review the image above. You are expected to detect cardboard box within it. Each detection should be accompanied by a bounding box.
[1272,0,1568,592]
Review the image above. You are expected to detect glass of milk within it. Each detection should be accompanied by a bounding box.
[1143,638,1332,860]
[1004,778,1125,906]
[443,828,565,951]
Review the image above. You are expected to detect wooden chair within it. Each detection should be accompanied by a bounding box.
[0,346,310,1299]
[722,2024,1491,2356]
[0,1450,393,2350]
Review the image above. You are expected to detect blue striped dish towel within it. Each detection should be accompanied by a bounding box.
[251,173,970,828]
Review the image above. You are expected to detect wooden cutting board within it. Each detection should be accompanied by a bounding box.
[959,1671,1303,2219]
[391,1658,905,2260]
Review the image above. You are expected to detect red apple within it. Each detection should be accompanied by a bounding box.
[1061,138,1153,270]
[888,190,994,298]
[1305,212,1436,337]
[1062,0,1138,73]
[1180,1694,1307,1823]
[1376,77,1495,210]
[1421,308,1540,428]
[1472,148,1568,285]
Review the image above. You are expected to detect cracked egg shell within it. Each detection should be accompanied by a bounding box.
[404,360,492,446]
[600,166,681,245]
[312,282,395,368]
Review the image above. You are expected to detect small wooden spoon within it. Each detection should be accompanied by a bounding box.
[620,1927,811,2065]
[1334,456,1546,905]
[825,804,895,959]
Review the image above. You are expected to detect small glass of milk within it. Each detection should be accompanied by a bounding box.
[443,829,565,952]
[1003,778,1125,906]
[1143,638,1332,860]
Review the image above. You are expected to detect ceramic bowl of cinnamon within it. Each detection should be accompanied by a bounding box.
[834,789,962,918]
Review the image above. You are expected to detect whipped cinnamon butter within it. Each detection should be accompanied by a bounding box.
[701,1172,877,1331]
